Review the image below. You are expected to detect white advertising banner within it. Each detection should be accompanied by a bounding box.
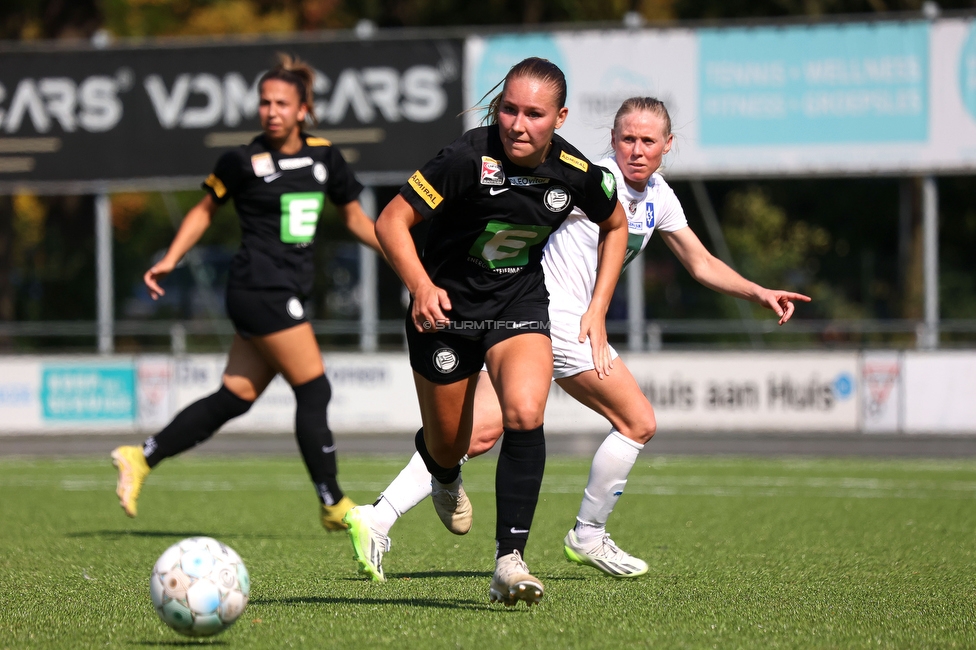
[544,351,859,432]
[0,358,42,431]
[465,18,976,177]
[5,351,976,435]
[904,351,976,433]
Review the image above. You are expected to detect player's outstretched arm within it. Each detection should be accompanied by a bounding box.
[144,194,219,300]
[375,195,450,332]
[659,227,811,325]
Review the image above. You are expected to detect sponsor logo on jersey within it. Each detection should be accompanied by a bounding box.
[278,156,313,170]
[469,220,553,269]
[204,173,227,198]
[480,156,505,185]
[543,186,571,212]
[489,187,509,196]
[251,152,275,177]
[508,176,550,186]
[263,172,283,183]
[280,192,324,244]
[286,297,305,320]
[600,169,617,199]
[646,202,655,228]
[306,137,332,147]
[433,348,459,373]
[409,171,443,209]
[558,150,588,172]
[313,162,328,184]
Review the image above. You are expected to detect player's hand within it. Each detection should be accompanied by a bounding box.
[412,282,452,333]
[758,289,812,325]
[579,309,613,379]
[144,260,177,300]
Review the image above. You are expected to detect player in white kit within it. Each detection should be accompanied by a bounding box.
[344,97,810,581]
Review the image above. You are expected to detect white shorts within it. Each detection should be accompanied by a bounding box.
[478,309,618,380]
[550,310,619,379]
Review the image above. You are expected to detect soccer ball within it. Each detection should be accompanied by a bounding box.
[149,537,250,637]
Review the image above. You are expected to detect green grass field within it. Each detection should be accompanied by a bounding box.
[2,452,976,649]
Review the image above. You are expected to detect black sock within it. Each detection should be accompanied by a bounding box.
[415,428,461,484]
[293,374,344,506]
[495,425,546,558]
[143,385,252,468]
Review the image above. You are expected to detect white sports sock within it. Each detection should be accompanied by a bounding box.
[373,452,433,535]
[575,429,643,541]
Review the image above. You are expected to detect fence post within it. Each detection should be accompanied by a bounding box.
[95,192,114,354]
[358,186,379,352]
[920,176,939,349]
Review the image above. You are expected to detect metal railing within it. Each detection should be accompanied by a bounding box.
[1,318,975,353]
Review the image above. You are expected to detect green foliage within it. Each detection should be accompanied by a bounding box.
[723,186,830,290]
[2,454,976,648]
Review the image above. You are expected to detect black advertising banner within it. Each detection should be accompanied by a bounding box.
[0,36,464,192]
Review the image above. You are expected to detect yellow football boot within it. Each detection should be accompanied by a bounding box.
[320,495,356,531]
[111,445,150,517]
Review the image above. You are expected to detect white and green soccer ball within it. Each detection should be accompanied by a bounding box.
[150,537,250,637]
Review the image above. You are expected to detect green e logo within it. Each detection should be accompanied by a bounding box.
[469,220,552,269]
[281,192,325,243]
[622,233,645,269]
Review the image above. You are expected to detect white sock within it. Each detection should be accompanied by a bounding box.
[373,452,433,535]
[575,429,643,542]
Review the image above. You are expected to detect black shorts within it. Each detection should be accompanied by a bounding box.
[225,288,309,339]
[406,297,550,384]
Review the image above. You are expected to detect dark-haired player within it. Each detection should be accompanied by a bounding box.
[365,57,629,606]
[112,54,381,532]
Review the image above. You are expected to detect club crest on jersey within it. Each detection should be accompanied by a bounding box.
[433,347,459,373]
[480,156,505,186]
[628,200,639,215]
[646,202,655,228]
[286,297,304,320]
[313,162,328,184]
[544,186,570,212]
[251,152,275,177]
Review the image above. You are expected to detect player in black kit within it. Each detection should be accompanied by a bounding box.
[368,58,629,606]
[111,54,382,532]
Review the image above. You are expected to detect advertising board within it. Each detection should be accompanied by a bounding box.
[3,352,975,435]
[544,352,859,432]
[903,351,976,433]
[40,361,136,427]
[0,37,464,191]
[466,18,976,177]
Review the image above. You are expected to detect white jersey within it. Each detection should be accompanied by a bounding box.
[542,155,688,322]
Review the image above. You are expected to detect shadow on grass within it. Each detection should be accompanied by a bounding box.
[66,530,315,540]
[251,595,489,610]
[67,531,211,539]
[386,570,491,579]
[131,641,227,647]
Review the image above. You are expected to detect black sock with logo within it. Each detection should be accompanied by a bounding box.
[294,374,343,505]
[143,385,252,468]
[415,428,461,484]
[495,425,546,558]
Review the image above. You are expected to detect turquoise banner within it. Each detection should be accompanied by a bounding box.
[699,22,929,146]
[41,365,136,422]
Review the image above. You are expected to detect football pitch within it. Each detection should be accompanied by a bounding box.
[2,453,975,649]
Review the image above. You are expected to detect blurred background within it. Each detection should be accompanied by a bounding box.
[0,0,974,438]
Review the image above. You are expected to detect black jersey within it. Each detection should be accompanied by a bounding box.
[202,133,363,296]
[399,126,617,324]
